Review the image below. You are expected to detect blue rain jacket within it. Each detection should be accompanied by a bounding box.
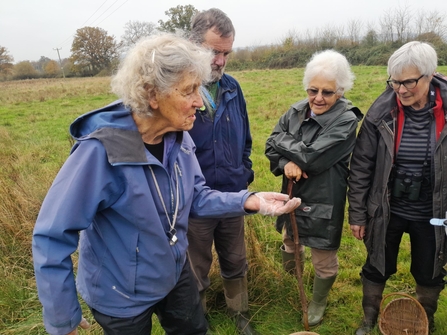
[189,73,254,191]
[32,101,251,335]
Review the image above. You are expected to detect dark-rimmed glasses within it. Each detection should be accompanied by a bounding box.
[386,74,425,90]
[306,88,337,98]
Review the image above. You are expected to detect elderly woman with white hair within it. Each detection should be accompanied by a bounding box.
[32,33,301,335]
[348,41,447,334]
[265,49,363,327]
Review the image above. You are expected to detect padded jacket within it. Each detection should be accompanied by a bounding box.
[347,75,447,277]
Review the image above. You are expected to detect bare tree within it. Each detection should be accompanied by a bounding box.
[346,19,363,45]
[413,10,426,38]
[316,24,345,49]
[412,9,447,43]
[362,20,379,46]
[121,20,157,51]
[379,11,394,43]
[301,28,316,48]
[280,29,300,50]
[424,10,447,39]
[332,24,347,47]
[394,5,412,43]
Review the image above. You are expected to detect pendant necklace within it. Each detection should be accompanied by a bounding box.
[149,163,180,246]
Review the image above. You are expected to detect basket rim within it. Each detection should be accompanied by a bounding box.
[378,292,428,335]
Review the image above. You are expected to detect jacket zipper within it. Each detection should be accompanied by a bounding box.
[112,285,130,299]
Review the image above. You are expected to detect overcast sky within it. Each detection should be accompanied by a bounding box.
[1,0,446,63]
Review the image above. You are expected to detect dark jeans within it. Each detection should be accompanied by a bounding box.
[91,260,208,335]
[363,213,445,286]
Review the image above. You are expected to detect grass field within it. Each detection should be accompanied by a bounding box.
[1,66,447,335]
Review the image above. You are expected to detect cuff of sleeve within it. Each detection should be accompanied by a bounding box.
[242,191,257,214]
[44,306,82,335]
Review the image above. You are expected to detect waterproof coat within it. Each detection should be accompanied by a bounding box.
[32,101,252,335]
[347,74,447,278]
[188,73,254,192]
[266,97,363,250]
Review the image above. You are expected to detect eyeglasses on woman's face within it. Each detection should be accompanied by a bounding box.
[386,74,425,90]
[306,88,337,98]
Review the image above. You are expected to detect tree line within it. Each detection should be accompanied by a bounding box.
[226,6,447,71]
[1,4,447,81]
[0,5,196,80]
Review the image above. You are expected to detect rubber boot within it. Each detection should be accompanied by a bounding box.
[307,274,336,326]
[416,284,444,334]
[355,276,386,335]
[222,276,260,335]
[280,245,304,275]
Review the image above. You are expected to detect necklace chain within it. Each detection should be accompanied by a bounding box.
[149,163,180,245]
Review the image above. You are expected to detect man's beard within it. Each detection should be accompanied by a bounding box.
[211,65,225,82]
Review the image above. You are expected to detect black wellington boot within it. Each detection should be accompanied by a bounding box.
[416,284,444,334]
[355,275,385,335]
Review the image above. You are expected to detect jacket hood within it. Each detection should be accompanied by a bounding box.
[70,100,137,140]
[69,100,149,165]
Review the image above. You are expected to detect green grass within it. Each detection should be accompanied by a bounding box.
[1,66,447,334]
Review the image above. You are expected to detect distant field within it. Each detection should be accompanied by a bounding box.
[1,66,446,335]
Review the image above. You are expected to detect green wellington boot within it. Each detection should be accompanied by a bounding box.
[307,274,336,326]
[280,245,304,275]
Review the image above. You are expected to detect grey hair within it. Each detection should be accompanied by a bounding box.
[387,41,437,77]
[111,32,213,117]
[303,49,355,94]
[189,8,235,44]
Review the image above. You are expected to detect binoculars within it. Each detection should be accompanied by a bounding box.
[392,170,423,201]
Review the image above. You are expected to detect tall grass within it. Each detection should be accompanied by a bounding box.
[1,66,446,334]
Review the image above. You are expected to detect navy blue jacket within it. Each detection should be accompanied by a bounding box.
[189,73,254,192]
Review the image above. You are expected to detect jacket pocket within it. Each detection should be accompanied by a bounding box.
[364,200,379,250]
[295,203,333,239]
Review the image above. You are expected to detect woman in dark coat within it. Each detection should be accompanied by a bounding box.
[348,41,447,334]
[265,49,362,327]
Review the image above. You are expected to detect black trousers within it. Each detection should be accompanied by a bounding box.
[363,213,445,286]
[91,260,208,335]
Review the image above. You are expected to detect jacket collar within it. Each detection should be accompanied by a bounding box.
[293,97,358,127]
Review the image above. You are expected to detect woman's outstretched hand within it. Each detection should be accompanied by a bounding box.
[245,192,301,216]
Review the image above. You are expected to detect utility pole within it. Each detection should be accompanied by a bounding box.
[53,47,65,78]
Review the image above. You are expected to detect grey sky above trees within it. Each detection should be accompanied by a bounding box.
[1,0,446,63]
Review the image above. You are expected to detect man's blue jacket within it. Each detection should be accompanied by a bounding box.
[189,73,254,192]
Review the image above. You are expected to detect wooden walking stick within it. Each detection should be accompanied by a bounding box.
[287,179,309,331]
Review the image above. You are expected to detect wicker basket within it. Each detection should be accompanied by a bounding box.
[379,292,428,335]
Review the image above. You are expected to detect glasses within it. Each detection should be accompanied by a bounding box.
[306,88,337,98]
[386,74,425,90]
